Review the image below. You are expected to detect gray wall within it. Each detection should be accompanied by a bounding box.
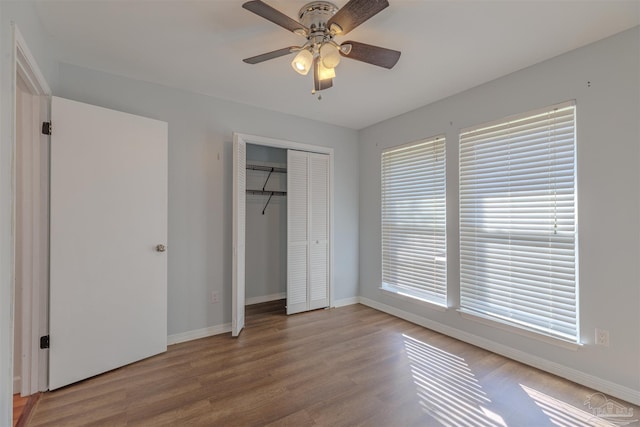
[358,27,640,394]
[53,63,360,336]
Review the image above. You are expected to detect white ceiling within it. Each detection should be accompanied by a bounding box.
[34,1,639,130]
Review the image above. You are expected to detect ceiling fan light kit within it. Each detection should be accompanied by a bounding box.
[242,0,401,98]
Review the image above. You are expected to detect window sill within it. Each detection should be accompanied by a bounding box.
[379,286,447,312]
[458,309,582,351]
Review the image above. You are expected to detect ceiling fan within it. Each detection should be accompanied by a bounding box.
[242,0,401,97]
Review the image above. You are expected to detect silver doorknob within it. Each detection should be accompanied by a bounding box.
[156,244,166,252]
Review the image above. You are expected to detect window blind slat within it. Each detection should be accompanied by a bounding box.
[459,103,578,342]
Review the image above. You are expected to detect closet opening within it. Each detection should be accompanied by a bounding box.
[232,133,334,336]
[245,144,288,314]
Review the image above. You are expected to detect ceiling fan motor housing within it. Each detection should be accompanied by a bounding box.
[298,1,338,34]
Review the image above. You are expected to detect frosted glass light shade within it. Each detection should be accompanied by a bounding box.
[320,43,341,69]
[317,61,336,80]
[291,49,313,75]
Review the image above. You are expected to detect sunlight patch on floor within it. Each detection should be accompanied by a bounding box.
[520,384,626,427]
[403,333,506,427]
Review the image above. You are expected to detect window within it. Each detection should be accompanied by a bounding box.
[459,102,577,342]
[381,136,446,306]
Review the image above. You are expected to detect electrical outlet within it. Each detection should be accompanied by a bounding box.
[595,328,609,347]
[211,291,220,304]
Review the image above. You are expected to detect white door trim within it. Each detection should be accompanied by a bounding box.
[12,23,51,397]
[232,133,334,311]
[14,25,51,96]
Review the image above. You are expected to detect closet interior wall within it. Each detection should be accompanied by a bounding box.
[245,144,287,304]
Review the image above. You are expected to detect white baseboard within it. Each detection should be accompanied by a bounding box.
[246,293,286,306]
[167,323,232,346]
[358,297,640,406]
[333,296,360,307]
[13,376,20,394]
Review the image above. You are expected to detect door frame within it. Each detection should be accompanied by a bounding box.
[232,133,334,326]
[12,24,51,396]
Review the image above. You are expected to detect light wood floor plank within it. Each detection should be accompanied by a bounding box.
[28,301,639,426]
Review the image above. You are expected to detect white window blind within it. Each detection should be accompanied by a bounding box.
[459,101,577,342]
[381,136,447,305]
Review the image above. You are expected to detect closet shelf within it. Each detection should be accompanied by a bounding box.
[246,164,287,173]
[246,164,287,215]
[246,190,286,196]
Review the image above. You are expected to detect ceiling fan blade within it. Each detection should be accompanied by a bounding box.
[327,0,389,35]
[314,57,333,91]
[340,41,401,69]
[243,47,297,64]
[242,1,308,35]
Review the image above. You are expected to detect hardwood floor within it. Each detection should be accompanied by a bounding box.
[28,301,639,426]
[13,394,28,426]
[14,393,40,427]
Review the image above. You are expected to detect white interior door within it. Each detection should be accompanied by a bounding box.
[287,150,309,315]
[49,97,168,390]
[232,137,246,336]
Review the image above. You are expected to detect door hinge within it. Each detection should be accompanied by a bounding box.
[40,335,50,349]
[42,121,52,136]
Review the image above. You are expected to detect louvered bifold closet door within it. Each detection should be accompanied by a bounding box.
[459,101,577,342]
[309,153,329,310]
[287,150,309,314]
